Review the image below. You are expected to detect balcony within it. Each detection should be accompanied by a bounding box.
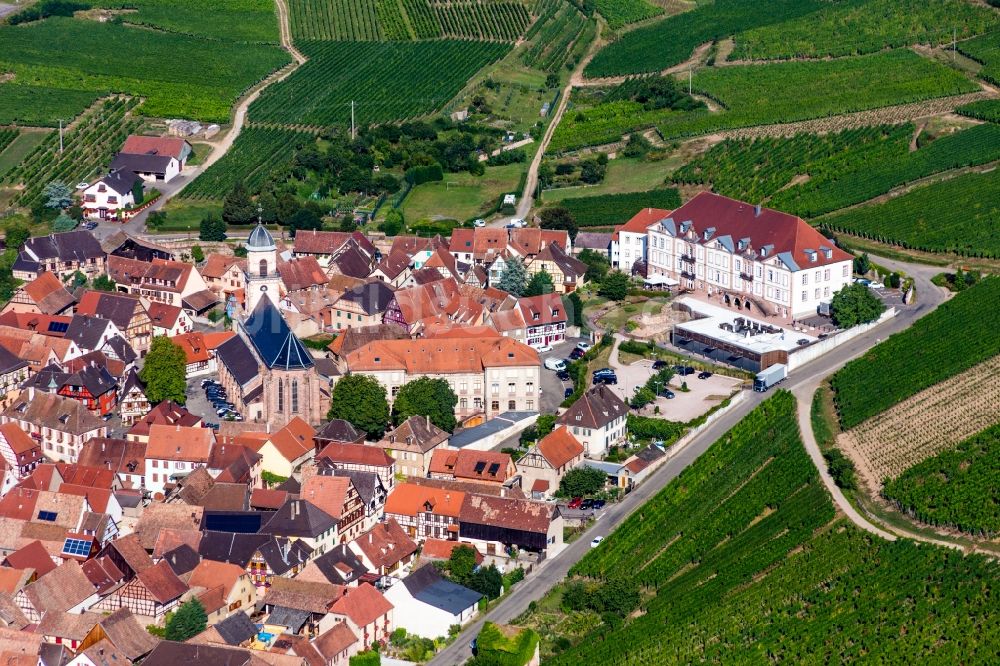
[740,272,754,282]
[680,270,696,280]
[680,254,696,264]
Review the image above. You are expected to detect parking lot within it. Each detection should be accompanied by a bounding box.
[185,377,242,427]
[536,337,589,413]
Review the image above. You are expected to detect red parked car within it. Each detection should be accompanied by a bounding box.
[568,497,583,509]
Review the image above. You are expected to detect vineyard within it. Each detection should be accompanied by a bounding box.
[94,0,282,43]
[290,0,383,40]
[882,422,1000,536]
[593,0,661,30]
[541,392,1000,663]
[554,50,978,151]
[957,99,1000,123]
[0,17,290,123]
[0,85,100,128]
[838,355,1000,490]
[830,277,1000,430]
[584,0,827,77]
[248,40,510,127]
[178,127,313,200]
[521,1,589,72]
[672,122,1000,218]
[958,30,1000,86]
[819,168,1000,257]
[434,1,531,41]
[1,98,143,208]
[0,130,19,156]
[730,0,998,61]
[549,188,680,227]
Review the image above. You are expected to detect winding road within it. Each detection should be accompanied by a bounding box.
[429,253,953,665]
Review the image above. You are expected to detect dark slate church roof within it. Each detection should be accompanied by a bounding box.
[242,298,313,370]
[215,336,257,386]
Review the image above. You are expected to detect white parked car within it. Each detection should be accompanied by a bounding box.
[535,344,553,353]
[510,218,525,228]
[544,358,566,372]
[590,536,604,548]
[576,342,592,352]
[473,218,486,227]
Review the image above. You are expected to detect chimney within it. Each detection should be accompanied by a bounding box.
[425,414,430,428]
[368,533,373,544]
[101,441,105,452]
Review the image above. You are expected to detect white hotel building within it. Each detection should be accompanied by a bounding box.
[634,192,853,320]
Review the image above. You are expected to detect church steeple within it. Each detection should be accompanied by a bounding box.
[244,205,281,313]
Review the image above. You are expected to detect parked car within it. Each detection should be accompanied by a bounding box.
[698,371,713,380]
[216,407,232,417]
[544,358,567,372]
[536,344,553,353]
[596,375,618,385]
[510,218,525,228]
[473,218,486,228]
[569,348,585,360]
[593,368,614,377]
[204,422,220,430]
[674,365,695,376]
[576,342,592,352]
[556,370,571,381]
[82,221,98,231]
[652,360,669,370]
[564,386,574,398]
[200,379,217,388]
[580,498,594,510]
[592,499,606,510]
[661,389,675,399]
[590,536,604,548]
[568,497,583,509]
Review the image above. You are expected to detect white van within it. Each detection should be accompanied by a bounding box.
[544,358,567,372]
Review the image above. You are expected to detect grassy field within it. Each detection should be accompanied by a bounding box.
[157,199,224,232]
[819,168,1000,257]
[0,131,50,177]
[958,30,1000,86]
[554,50,978,151]
[400,162,523,221]
[0,17,290,123]
[543,156,681,201]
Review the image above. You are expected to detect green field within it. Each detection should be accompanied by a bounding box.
[399,162,523,221]
[958,30,1000,86]
[543,156,682,201]
[552,188,680,227]
[0,85,101,128]
[673,122,1000,218]
[180,127,314,200]
[249,40,510,127]
[0,131,50,178]
[830,278,1000,429]
[0,17,290,123]
[0,130,17,156]
[2,98,143,208]
[156,199,225,232]
[95,0,281,43]
[521,1,589,73]
[553,50,978,151]
[594,0,661,30]
[819,168,1000,257]
[957,98,1000,122]
[543,392,1000,663]
[290,0,383,40]
[584,0,827,77]
[883,423,1000,536]
[732,0,997,61]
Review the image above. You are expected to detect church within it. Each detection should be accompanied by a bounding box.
[215,224,329,428]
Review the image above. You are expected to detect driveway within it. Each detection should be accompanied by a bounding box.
[536,336,586,414]
[88,172,194,242]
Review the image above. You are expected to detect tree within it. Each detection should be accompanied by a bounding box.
[853,252,871,276]
[287,207,322,234]
[222,182,256,224]
[524,269,554,297]
[829,283,885,328]
[563,292,584,328]
[146,210,168,230]
[447,544,478,585]
[557,467,607,497]
[598,270,630,301]
[42,181,73,209]
[539,207,578,241]
[131,179,144,206]
[164,598,206,641]
[578,248,610,283]
[380,209,404,236]
[329,374,390,439]
[519,413,557,447]
[545,72,560,88]
[497,256,527,297]
[4,223,30,251]
[139,337,188,405]
[467,564,503,600]
[199,214,227,241]
[392,377,457,432]
[52,211,77,232]
[338,213,356,232]
[579,159,606,184]
[592,580,640,616]
[191,245,204,263]
[92,274,115,292]
[349,651,380,666]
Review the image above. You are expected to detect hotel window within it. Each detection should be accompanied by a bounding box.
[824,287,830,297]
[814,288,821,299]
[802,273,808,285]
[508,382,516,394]
[491,383,499,395]
[460,398,468,409]
[508,400,516,410]
[491,401,499,411]
[824,269,831,281]
[526,381,534,394]
[460,382,467,393]
[815,270,821,281]
[802,291,808,302]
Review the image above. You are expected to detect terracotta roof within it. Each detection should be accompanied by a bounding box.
[509,227,569,256]
[489,307,525,333]
[557,384,627,430]
[135,560,188,603]
[517,292,565,327]
[152,528,202,559]
[459,493,553,534]
[135,503,204,549]
[279,256,328,292]
[127,400,201,437]
[24,559,95,613]
[351,518,417,570]
[2,390,105,436]
[58,483,113,513]
[345,336,538,374]
[385,483,464,518]
[147,302,184,329]
[81,555,124,594]
[328,582,392,627]
[317,442,393,468]
[0,311,72,336]
[266,417,315,463]
[612,207,672,241]
[37,609,101,640]
[536,426,584,469]
[121,135,189,160]
[78,437,147,477]
[378,416,448,454]
[326,324,407,357]
[250,488,288,510]
[107,533,155,575]
[0,423,40,465]
[292,230,353,255]
[408,475,525,499]
[22,272,74,314]
[428,449,514,483]
[55,463,118,489]
[300,475,351,521]
[0,567,32,595]
[662,192,852,269]
[265,577,344,614]
[189,559,246,595]
[420,538,484,564]
[0,591,28,629]
[201,253,245,280]
[146,424,214,462]
[312,622,358,661]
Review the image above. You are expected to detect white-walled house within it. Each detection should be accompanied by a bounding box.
[384,564,481,639]
[555,385,627,459]
[83,170,140,220]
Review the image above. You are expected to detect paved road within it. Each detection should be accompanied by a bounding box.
[430,254,950,665]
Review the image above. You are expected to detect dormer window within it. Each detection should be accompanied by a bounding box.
[807,250,818,263]
[533,313,539,321]
[822,247,833,259]
[552,309,559,317]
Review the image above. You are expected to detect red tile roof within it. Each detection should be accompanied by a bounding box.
[318,443,393,468]
[428,449,514,483]
[459,494,553,534]
[279,256,329,292]
[250,488,288,510]
[3,540,55,577]
[385,483,464,518]
[612,207,672,241]
[351,518,417,571]
[518,292,565,327]
[147,302,183,329]
[537,426,584,469]
[135,560,188,603]
[328,582,392,628]
[121,135,189,160]
[266,417,315,463]
[300,475,351,521]
[146,424,214,462]
[419,538,484,564]
[346,336,538,374]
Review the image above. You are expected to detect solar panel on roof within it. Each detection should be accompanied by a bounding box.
[48,321,69,333]
[62,537,91,556]
[488,463,500,477]
[37,510,57,522]
[473,461,486,474]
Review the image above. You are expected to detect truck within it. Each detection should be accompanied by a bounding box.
[753,363,787,392]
